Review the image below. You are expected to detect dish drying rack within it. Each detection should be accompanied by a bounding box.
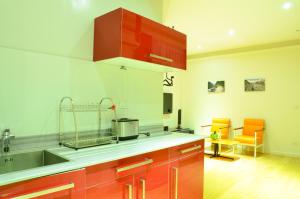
[58,97,119,150]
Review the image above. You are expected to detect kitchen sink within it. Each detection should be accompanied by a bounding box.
[0,150,68,174]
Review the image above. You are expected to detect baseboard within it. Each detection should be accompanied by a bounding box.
[201,137,300,158]
[215,145,300,158]
[268,151,300,158]
[238,147,300,158]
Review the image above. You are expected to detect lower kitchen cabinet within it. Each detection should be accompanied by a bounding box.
[86,175,134,199]
[85,140,204,199]
[135,163,169,199]
[86,149,170,199]
[0,139,204,199]
[87,163,169,199]
[170,143,204,199]
[0,169,86,199]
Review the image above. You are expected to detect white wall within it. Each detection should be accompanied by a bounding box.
[0,0,164,137]
[163,72,185,129]
[0,0,162,60]
[174,45,300,157]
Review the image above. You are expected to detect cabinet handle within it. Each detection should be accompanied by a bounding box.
[172,167,179,199]
[140,179,146,199]
[149,53,173,62]
[127,184,133,199]
[180,145,201,154]
[12,183,74,199]
[116,159,153,173]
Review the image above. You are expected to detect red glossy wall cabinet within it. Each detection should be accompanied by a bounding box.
[93,8,187,71]
[0,169,86,199]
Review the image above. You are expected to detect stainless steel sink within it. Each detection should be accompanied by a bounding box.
[0,150,68,174]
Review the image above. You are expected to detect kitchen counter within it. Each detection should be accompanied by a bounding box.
[0,132,205,186]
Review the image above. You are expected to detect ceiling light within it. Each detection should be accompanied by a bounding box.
[227,29,236,37]
[282,2,293,10]
[197,45,203,50]
[72,0,88,9]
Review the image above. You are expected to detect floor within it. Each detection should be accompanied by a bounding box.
[204,152,300,199]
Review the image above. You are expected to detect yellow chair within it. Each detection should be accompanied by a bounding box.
[233,119,265,158]
[201,118,231,139]
[201,118,231,156]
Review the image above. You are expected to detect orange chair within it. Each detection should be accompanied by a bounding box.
[233,119,265,158]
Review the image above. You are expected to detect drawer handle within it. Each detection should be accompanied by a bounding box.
[172,167,179,199]
[140,179,146,199]
[127,184,133,199]
[12,183,75,199]
[180,145,201,154]
[149,53,173,62]
[116,159,153,173]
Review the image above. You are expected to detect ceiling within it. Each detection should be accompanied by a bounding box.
[162,0,300,56]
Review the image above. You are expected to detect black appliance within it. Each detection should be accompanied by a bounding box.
[163,93,173,114]
[173,109,194,134]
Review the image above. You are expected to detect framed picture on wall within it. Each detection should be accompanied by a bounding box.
[208,81,225,93]
[244,78,265,91]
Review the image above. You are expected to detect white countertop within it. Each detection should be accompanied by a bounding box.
[0,132,205,186]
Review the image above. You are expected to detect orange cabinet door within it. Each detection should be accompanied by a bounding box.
[170,149,204,199]
[86,175,134,199]
[0,169,86,199]
[135,163,169,199]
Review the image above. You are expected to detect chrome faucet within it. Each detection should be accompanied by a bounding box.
[1,129,15,153]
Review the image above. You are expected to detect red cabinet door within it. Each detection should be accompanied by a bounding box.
[169,149,204,199]
[94,8,186,70]
[0,169,86,199]
[135,163,169,199]
[86,175,134,199]
[86,149,169,199]
[121,9,186,70]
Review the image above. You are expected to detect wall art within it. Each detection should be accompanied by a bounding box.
[245,78,265,91]
[208,81,225,93]
[163,73,174,87]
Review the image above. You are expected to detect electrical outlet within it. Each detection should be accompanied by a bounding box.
[118,102,128,109]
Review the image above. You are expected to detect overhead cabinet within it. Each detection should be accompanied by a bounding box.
[93,8,187,71]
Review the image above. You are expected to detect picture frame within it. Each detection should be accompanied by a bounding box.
[208,81,225,93]
[244,78,265,92]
